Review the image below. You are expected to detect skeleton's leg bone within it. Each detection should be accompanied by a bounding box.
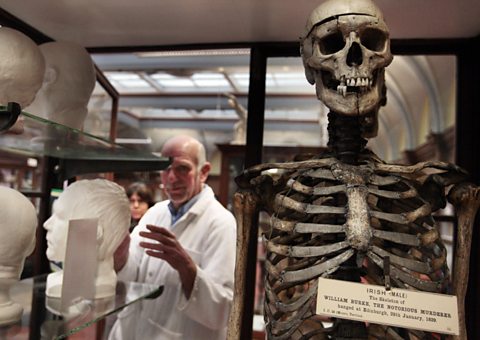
[448,183,480,340]
[227,191,260,340]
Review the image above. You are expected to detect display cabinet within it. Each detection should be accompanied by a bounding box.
[1,106,169,338]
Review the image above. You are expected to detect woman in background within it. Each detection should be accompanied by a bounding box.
[127,182,155,231]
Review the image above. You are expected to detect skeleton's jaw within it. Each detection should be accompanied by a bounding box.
[314,69,383,116]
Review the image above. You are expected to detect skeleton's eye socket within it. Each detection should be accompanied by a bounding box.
[318,31,345,54]
[361,28,388,52]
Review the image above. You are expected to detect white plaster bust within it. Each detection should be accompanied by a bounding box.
[43,179,130,299]
[0,186,37,326]
[25,41,96,130]
[0,27,45,134]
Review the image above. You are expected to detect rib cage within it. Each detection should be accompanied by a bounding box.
[260,154,452,339]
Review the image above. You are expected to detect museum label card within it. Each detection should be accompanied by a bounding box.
[316,277,459,335]
[61,218,98,312]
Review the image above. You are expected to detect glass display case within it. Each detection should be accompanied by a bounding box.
[1,108,170,275]
[0,274,163,339]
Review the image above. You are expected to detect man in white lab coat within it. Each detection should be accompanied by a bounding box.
[110,135,237,340]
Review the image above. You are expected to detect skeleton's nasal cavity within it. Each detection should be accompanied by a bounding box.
[344,185,372,251]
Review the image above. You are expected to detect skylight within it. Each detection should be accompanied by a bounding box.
[104,72,156,93]
[148,72,232,92]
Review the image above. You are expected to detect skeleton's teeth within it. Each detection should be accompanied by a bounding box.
[344,77,371,88]
[336,85,347,96]
[338,77,372,94]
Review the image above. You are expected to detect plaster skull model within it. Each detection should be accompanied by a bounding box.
[44,179,130,299]
[0,186,37,326]
[227,1,480,339]
[25,41,96,130]
[0,27,45,134]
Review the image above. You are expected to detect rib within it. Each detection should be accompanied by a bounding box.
[281,249,354,283]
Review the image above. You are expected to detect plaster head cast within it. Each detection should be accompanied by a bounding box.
[25,41,96,130]
[301,0,393,122]
[0,27,45,109]
[43,179,130,298]
[0,186,37,325]
[0,27,45,134]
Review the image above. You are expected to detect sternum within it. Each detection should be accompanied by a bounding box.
[344,185,372,251]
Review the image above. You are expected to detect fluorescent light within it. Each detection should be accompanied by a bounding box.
[136,48,250,58]
[27,158,38,167]
[115,138,152,144]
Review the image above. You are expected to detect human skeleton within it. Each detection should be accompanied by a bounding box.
[227,1,480,339]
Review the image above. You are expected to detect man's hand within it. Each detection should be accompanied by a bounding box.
[139,224,197,299]
[114,233,131,272]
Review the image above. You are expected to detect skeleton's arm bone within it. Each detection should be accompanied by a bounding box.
[227,191,260,340]
[448,182,480,340]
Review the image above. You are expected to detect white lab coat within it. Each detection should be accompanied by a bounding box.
[108,185,236,340]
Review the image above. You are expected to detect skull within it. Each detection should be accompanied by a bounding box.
[301,0,393,117]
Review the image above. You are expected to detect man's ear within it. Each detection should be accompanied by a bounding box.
[199,162,211,183]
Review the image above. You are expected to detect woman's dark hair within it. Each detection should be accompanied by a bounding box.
[126,182,155,207]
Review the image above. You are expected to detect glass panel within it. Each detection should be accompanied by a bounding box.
[263,57,323,153]
[0,111,169,181]
[84,82,113,140]
[1,111,167,162]
[2,274,163,339]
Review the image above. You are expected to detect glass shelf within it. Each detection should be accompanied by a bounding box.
[0,111,170,178]
[0,274,163,339]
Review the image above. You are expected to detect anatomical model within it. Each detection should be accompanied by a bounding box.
[0,187,37,326]
[228,1,480,339]
[25,41,96,130]
[0,26,45,134]
[44,179,130,299]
